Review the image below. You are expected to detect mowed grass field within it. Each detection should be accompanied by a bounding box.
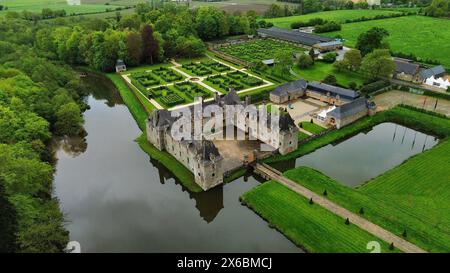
[249,107,450,252]
[241,181,398,253]
[293,61,365,88]
[323,16,450,68]
[0,0,126,15]
[266,9,404,29]
[281,141,450,253]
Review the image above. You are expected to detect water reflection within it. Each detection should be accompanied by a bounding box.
[150,158,224,223]
[53,74,298,252]
[272,123,438,187]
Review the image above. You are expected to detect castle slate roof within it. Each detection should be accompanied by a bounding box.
[148,109,176,129]
[271,79,307,97]
[419,65,446,80]
[264,110,296,132]
[221,88,241,105]
[116,59,125,66]
[257,27,334,46]
[307,81,359,100]
[395,60,420,75]
[327,97,369,120]
[187,139,222,162]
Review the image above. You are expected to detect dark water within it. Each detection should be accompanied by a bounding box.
[272,123,438,187]
[53,75,299,253]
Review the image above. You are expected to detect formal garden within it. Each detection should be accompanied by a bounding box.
[218,39,303,63]
[130,67,184,90]
[204,71,265,92]
[148,81,212,108]
[180,60,231,76]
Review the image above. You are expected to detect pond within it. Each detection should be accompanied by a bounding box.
[53,74,299,253]
[272,122,439,187]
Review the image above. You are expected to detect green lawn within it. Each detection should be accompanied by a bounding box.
[241,181,398,253]
[292,61,365,89]
[322,15,450,68]
[281,155,450,252]
[298,131,310,141]
[0,0,124,15]
[266,9,405,29]
[299,121,326,135]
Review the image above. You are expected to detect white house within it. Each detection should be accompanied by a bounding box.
[425,76,450,90]
[419,65,448,90]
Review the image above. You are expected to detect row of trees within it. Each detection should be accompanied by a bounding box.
[425,0,450,17]
[30,3,260,72]
[0,15,89,252]
[267,0,371,18]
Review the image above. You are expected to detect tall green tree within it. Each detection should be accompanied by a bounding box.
[356,27,390,56]
[360,49,396,80]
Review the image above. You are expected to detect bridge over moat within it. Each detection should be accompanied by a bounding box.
[252,163,427,253]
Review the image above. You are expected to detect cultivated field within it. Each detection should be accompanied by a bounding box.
[266,9,405,29]
[323,15,450,68]
[219,39,303,63]
[0,0,127,15]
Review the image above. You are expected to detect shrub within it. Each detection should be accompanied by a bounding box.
[314,21,341,33]
[322,52,337,63]
[359,80,390,94]
[348,82,358,90]
[297,54,313,69]
[322,74,337,86]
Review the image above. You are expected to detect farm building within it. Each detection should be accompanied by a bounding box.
[419,65,449,89]
[256,27,342,51]
[306,81,360,105]
[394,59,420,82]
[115,59,127,73]
[326,97,377,129]
[270,79,308,104]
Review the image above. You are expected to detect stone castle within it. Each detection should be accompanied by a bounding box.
[146,90,298,190]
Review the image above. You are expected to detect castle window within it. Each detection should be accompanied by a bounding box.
[289,141,292,145]
[198,172,201,177]
[212,173,215,177]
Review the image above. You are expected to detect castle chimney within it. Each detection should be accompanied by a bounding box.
[245,95,251,106]
[214,92,220,103]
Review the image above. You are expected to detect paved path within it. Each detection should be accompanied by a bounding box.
[254,163,427,253]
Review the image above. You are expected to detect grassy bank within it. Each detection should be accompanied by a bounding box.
[136,134,202,193]
[265,105,450,163]
[281,159,450,252]
[241,180,398,253]
[106,73,202,193]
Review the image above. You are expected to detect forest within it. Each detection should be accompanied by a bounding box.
[0,2,259,252]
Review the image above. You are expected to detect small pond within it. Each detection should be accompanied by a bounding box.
[272,122,439,187]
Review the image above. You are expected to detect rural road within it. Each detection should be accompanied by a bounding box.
[254,163,427,253]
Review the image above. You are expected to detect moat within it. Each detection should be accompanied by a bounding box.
[53,75,438,252]
[53,75,299,252]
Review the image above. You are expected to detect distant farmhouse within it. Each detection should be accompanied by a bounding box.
[147,90,299,191]
[393,58,449,89]
[257,27,343,52]
[351,0,381,6]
